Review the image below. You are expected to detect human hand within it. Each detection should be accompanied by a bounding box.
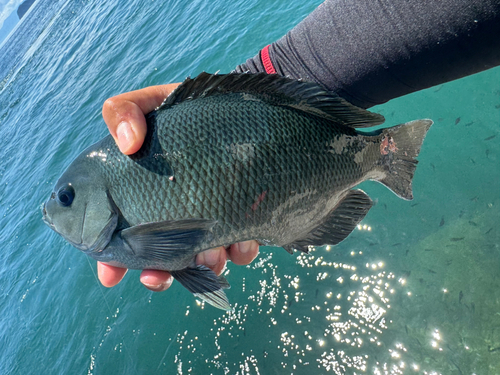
[99,84,260,291]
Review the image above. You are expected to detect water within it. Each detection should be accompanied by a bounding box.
[0,0,498,374]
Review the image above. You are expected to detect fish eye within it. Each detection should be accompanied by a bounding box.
[56,185,75,207]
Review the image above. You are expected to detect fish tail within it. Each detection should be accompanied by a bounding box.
[374,119,433,200]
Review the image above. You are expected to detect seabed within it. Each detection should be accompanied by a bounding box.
[393,199,500,373]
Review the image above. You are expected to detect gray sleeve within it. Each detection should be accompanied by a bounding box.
[235,0,500,109]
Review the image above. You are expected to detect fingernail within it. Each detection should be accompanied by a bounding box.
[198,249,220,266]
[117,121,135,153]
[144,283,167,292]
[142,276,172,292]
[238,241,252,254]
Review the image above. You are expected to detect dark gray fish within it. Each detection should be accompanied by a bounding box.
[42,73,433,310]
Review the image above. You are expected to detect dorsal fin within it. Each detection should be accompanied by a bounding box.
[158,72,385,128]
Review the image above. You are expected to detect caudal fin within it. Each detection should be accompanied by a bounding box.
[376,119,433,200]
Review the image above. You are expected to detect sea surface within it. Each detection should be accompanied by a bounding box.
[0,0,499,374]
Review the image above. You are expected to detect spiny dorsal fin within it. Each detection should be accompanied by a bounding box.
[158,72,385,128]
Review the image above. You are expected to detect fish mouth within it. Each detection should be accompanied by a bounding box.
[41,202,55,229]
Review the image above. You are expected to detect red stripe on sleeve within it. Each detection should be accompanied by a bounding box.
[260,45,277,74]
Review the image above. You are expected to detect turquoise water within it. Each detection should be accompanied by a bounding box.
[0,0,499,374]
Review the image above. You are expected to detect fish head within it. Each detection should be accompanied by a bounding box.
[42,156,118,253]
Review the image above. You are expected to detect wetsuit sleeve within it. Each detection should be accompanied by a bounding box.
[234,0,500,109]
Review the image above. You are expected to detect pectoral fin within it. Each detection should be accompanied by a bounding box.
[171,265,231,310]
[120,219,217,262]
[283,190,372,253]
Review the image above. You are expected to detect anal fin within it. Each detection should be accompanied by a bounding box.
[171,265,231,311]
[283,189,372,253]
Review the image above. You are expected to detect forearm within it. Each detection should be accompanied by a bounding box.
[235,0,500,108]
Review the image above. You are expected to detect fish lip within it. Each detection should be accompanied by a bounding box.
[41,201,55,229]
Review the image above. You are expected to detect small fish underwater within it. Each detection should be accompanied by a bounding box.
[42,72,433,310]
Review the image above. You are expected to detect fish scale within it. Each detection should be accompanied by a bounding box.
[42,72,432,309]
[96,94,360,240]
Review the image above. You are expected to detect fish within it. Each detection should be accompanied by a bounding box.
[42,72,433,310]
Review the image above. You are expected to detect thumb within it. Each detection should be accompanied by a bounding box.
[102,83,180,154]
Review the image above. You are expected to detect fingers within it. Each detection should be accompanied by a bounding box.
[97,261,128,287]
[102,83,180,154]
[139,269,174,292]
[227,240,260,265]
[194,241,260,276]
[196,247,228,275]
[98,261,174,292]
[137,241,259,292]
[97,241,259,291]
[138,247,229,291]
